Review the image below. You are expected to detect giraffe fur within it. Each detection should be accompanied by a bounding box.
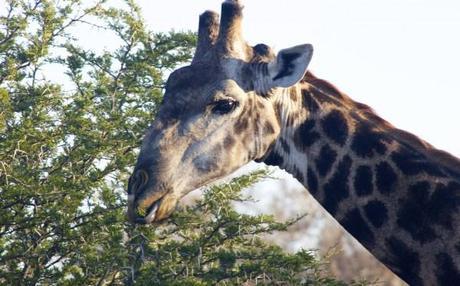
[127,1,460,284]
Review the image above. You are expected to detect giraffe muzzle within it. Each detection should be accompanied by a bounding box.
[127,168,174,224]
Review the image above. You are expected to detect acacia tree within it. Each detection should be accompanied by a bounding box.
[0,0,359,285]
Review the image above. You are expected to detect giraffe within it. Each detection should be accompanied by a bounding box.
[126,1,460,285]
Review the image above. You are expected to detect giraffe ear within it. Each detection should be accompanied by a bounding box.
[267,44,313,88]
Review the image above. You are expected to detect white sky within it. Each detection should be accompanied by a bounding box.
[137,0,460,158]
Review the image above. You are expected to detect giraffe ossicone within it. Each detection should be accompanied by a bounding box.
[127,1,460,285]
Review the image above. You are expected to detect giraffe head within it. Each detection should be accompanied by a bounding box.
[127,0,313,224]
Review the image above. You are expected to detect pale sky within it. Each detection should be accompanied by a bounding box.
[137,0,460,158]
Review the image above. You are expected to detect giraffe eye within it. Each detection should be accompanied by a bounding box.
[212,99,239,115]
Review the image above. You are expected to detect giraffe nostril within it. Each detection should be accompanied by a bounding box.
[137,169,149,187]
[129,169,149,195]
[136,169,150,192]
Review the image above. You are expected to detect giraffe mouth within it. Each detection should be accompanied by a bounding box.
[143,199,162,224]
[134,187,182,224]
[132,197,164,224]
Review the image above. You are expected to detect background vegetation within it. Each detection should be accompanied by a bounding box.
[0,0,359,284]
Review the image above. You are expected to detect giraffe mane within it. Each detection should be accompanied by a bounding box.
[303,71,460,178]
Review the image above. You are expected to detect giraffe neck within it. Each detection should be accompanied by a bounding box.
[263,72,460,286]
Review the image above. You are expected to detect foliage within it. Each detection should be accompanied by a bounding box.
[128,170,352,286]
[0,0,359,285]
